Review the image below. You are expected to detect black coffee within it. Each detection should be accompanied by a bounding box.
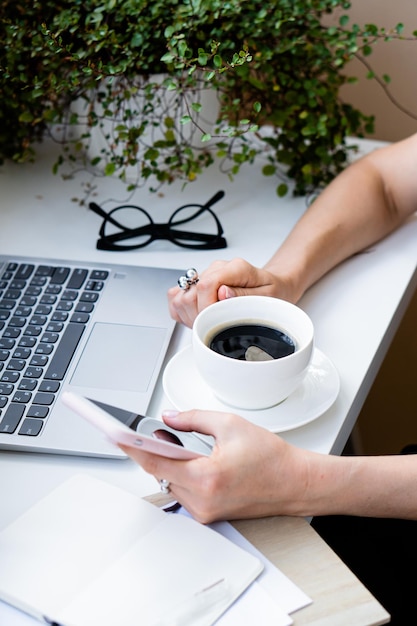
[208,323,296,361]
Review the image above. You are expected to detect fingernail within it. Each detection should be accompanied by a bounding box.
[162,409,180,418]
[224,286,236,299]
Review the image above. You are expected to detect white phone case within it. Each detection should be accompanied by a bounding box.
[62,391,210,459]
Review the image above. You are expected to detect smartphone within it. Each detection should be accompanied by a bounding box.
[61,391,211,459]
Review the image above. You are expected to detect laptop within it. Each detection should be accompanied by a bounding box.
[0,254,180,458]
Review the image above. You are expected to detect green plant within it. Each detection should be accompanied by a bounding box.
[1,0,416,198]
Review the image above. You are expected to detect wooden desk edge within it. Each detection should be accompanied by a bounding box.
[233,516,390,626]
[145,494,390,626]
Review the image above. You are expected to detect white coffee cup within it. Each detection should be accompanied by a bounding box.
[192,295,314,410]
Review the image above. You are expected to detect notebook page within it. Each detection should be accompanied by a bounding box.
[0,475,263,626]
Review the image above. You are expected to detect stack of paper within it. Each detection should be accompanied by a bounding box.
[0,475,310,625]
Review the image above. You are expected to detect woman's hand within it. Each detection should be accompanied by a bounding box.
[121,407,417,522]
[167,258,294,328]
[120,409,308,523]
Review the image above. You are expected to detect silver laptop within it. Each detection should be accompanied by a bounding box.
[0,254,179,458]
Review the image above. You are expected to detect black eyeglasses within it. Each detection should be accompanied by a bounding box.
[89,190,227,251]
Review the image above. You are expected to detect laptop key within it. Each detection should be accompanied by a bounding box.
[15,264,35,280]
[18,336,36,348]
[20,296,37,307]
[10,280,27,290]
[52,307,68,318]
[61,290,78,301]
[4,289,21,300]
[44,323,85,381]
[56,301,73,312]
[45,285,62,295]
[15,307,32,317]
[67,269,88,290]
[45,321,64,333]
[12,347,31,359]
[0,403,24,432]
[27,405,49,418]
[39,380,60,393]
[19,418,43,436]
[75,302,94,314]
[34,265,54,277]
[50,267,70,285]
[7,359,25,371]
[35,304,52,315]
[9,317,25,327]
[90,270,109,281]
[35,343,54,355]
[0,383,13,394]
[24,326,42,337]
[1,338,15,350]
[40,294,57,305]
[0,371,19,383]
[24,286,41,297]
[33,392,54,405]
[80,291,99,303]
[29,355,48,367]
[24,366,43,378]
[0,299,16,310]
[41,332,59,343]
[11,391,32,403]
[2,328,20,338]
[18,379,38,391]
[70,312,90,324]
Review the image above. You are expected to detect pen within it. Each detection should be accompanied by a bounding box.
[162,499,182,513]
[43,617,63,625]
[153,578,230,626]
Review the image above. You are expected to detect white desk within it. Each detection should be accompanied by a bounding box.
[1,136,413,624]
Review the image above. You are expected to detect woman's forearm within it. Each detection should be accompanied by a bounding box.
[286,449,417,520]
[265,135,417,302]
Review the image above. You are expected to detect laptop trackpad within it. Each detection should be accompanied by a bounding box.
[70,323,167,392]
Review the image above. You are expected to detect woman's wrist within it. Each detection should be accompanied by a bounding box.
[280,450,417,520]
[273,448,356,518]
[262,262,308,304]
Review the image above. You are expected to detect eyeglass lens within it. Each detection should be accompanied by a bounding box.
[102,206,154,248]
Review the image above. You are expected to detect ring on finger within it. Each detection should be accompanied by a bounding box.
[159,478,170,494]
[178,267,199,291]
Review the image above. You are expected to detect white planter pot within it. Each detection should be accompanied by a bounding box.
[64,73,220,184]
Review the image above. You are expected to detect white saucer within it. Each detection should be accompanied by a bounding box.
[162,345,340,433]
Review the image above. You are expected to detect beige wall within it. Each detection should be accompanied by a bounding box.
[327,2,417,453]
[327,0,417,142]
[352,290,417,455]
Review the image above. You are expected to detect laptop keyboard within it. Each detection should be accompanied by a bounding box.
[0,261,109,438]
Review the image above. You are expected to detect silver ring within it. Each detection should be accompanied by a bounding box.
[159,478,170,494]
[178,267,199,291]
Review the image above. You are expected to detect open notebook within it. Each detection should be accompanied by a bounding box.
[0,254,179,458]
[0,475,263,626]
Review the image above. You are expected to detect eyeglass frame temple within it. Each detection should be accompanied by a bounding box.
[96,234,226,250]
[100,223,224,246]
[89,202,155,238]
[168,190,225,229]
[96,232,227,250]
